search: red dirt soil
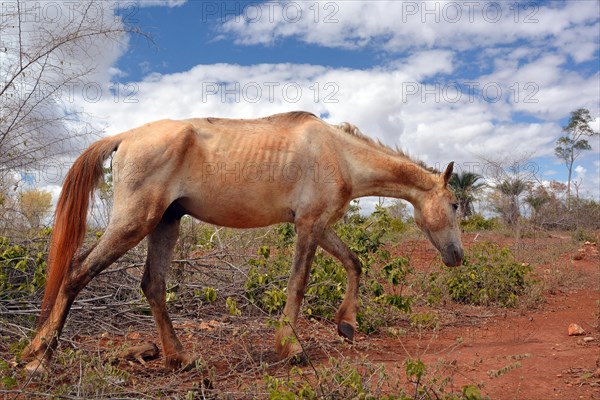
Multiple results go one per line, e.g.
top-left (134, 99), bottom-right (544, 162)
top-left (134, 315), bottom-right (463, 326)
top-left (333, 234), bottom-right (600, 399)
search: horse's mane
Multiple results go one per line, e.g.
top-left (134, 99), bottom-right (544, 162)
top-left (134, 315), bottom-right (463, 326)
top-left (334, 122), bottom-right (436, 173)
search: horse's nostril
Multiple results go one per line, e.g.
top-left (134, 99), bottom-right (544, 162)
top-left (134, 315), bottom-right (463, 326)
top-left (454, 247), bottom-right (463, 261)
top-left (444, 244), bottom-right (463, 267)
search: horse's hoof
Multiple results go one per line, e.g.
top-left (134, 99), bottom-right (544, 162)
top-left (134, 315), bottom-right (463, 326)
top-left (337, 321), bottom-right (355, 342)
top-left (289, 352), bottom-right (308, 366)
top-left (179, 357), bottom-right (202, 372)
top-left (24, 359), bottom-right (49, 377)
top-left (166, 352), bottom-right (201, 372)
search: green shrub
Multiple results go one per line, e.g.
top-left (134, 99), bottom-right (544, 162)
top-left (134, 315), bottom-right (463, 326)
top-left (264, 360), bottom-right (375, 399)
top-left (460, 214), bottom-right (499, 232)
top-left (444, 242), bottom-right (533, 307)
top-left (245, 244), bottom-right (349, 320)
top-left (572, 228), bottom-right (597, 244)
top-left (358, 251), bottom-right (413, 333)
top-left (226, 296), bottom-right (242, 316)
top-left (262, 357), bottom-right (487, 400)
top-left (304, 252), bottom-right (346, 319)
top-left (245, 243), bottom-right (292, 315)
top-left (202, 286), bottom-right (217, 303)
top-left (0, 236), bottom-right (47, 300)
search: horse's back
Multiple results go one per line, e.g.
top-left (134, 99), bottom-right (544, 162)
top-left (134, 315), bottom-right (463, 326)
top-left (183, 112), bottom-right (325, 154)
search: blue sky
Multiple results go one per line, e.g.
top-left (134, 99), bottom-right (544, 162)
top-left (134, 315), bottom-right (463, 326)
top-left (25, 0), bottom-right (600, 207)
top-left (115, 1), bottom-right (384, 75)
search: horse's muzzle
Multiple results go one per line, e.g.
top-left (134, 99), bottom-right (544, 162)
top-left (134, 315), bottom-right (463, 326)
top-left (442, 243), bottom-right (463, 267)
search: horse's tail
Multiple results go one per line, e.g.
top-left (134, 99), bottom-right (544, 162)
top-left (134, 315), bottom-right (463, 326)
top-left (39, 134), bottom-right (125, 326)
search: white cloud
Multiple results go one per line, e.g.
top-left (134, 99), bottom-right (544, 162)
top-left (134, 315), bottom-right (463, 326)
top-left (220, 1), bottom-right (599, 58)
top-left (134, 0), bottom-right (187, 8)
top-left (80, 60), bottom-right (570, 171)
top-left (554, 22), bottom-right (600, 63)
top-left (592, 117), bottom-right (600, 135)
top-left (392, 50), bottom-right (455, 79)
top-left (592, 160), bottom-right (600, 196)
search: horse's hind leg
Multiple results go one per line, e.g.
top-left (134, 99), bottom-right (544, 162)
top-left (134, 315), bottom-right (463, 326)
top-left (23, 207), bottom-right (163, 373)
top-left (141, 214), bottom-right (196, 371)
top-left (318, 228), bottom-right (362, 341)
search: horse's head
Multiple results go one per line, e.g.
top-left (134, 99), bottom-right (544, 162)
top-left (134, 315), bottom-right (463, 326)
top-left (413, 162), bottom-right (463, 267)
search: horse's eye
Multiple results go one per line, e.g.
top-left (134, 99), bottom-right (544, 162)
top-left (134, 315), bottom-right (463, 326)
top-left (452, 203), bottom-right (459, 211)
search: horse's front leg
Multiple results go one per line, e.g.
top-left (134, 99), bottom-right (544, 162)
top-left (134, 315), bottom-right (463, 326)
top-left (275, 221), bottom-right (320, 362)
top-left (318, 228), bottom-right (362, 341)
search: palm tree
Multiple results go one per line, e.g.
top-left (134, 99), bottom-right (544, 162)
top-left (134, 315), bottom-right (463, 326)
top-left (448, 172), bottom-right (486, 218)
top-left (525, 190), bottom-right (550, 226)
top-left (497, 178), bottom-right (527, 226)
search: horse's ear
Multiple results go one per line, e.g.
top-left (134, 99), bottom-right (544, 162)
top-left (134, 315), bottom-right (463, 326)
top-left (443, 161), bottom-right (454, 187)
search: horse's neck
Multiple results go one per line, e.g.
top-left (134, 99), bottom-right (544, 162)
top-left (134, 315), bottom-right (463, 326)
top-left (346, 145), bottom-right (436, 204)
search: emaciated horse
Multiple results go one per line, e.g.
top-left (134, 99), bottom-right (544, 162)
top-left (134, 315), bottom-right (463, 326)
top-left (22, 111), bottom-right (463, 373)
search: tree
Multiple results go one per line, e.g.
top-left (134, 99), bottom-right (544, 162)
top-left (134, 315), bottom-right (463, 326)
top-left (496, 178), bottom-right (527, 226)
top-left (0, 174), bottom-right (20, 233)
top-left (448, 172), bottom-right (486, 218)
top-left (19, 188), bottom-right (52, 229)
top-left (0, 1), bottom-right (146, 171)
top-left (478, 153), bottom-right (542, 230)
top-left (524, 187), bottom-right (550, 226)
top-left (90, 167), bottom-right (113, 229)
top-left (386, 198), bottom-right (408, 220)
top-left (555, 108), bottom-right (599, 210)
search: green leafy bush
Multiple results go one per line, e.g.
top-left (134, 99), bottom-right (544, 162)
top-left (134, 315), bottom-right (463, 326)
top-left (264, 360), bottom-right (375, 399)
top-left (245, 241), bottom-right (348, 319)
top-left (572, 228), bottom-right (597, 244)
top-left (304, 252), bottom-right (346, 318)
top-left (0, 236), bottom-right (47, 300)
top-left (245, 241), bottom-right (292, 315)
top-left (263, 357), bottom-right (487, 400)
top-left (443, 242), bottom-right (533, 307)
top-left (459, 214), bottom-right (499, 232)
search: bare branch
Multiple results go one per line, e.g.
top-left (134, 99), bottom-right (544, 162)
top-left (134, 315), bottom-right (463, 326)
top-left (0, 0), bottom-right (152, 171)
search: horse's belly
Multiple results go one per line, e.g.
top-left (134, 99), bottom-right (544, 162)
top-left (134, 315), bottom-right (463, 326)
top-left (176, 194), bottom-right (294, 229)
